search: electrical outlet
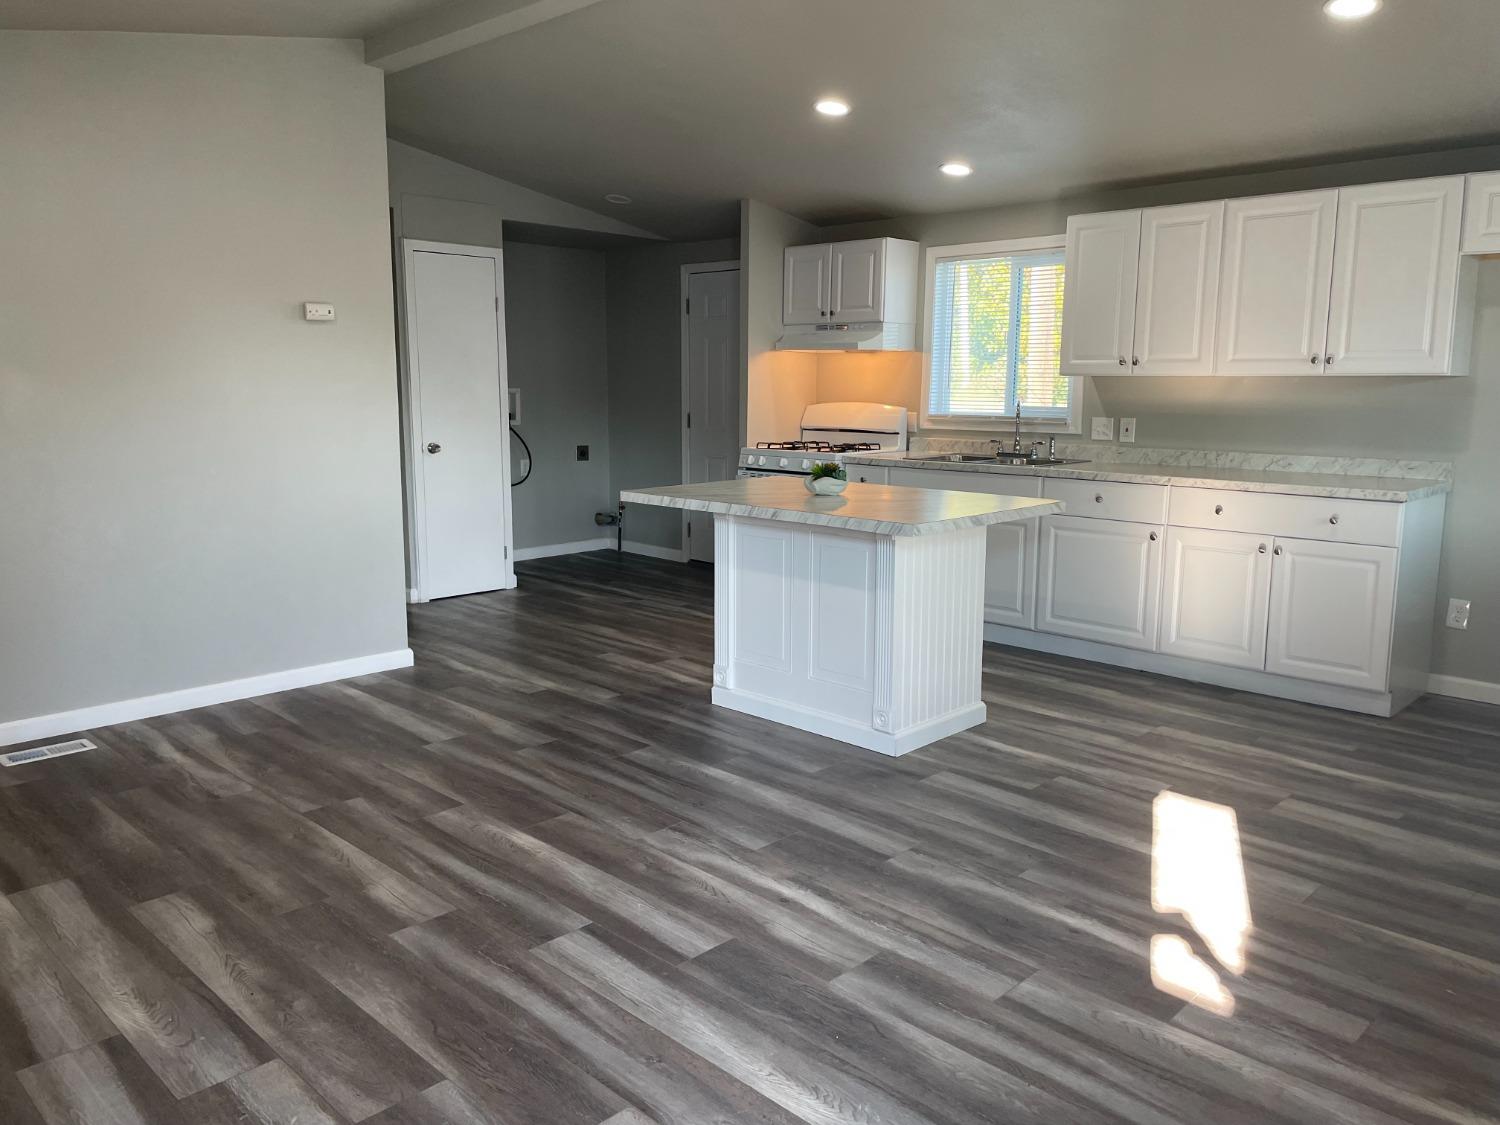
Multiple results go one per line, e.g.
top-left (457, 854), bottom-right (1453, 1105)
top-left (1091, 416), bottom-right (1115, 441)
top-left (1119, 417), bottom-right (1137, 443)
top-left (302, 302), bottom-right (335, 321)
top-left (1446, 598), bottom-right (1471, 630)
top-left (576, 445), bottom-right (590, 462)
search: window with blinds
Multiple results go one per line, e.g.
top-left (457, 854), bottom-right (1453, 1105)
top-left (926, 245), bottom-right (1070, 423)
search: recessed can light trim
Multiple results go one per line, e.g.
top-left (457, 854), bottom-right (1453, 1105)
top-left (939, 162), bottom-right (973, 177)
top-left (604, 193), bottom-right (632, 205)
top-left (814, 98), bottom-right (851, 117)
top-left (1323, 0), bottom-right (1381, 20)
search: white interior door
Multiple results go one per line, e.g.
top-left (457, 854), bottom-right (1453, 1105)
top-left (1326, 177), bottom-right (1464, 374)
top-left (404, 243), bottom-right (512, 600)
top-left (1131, 201), bottom-right (1223, 375)
top-left (1266, 538), bottom-right (1395, 690)
top-left (1159, 526), bottom-right (1272, 669)
top-left (685, 267), bottom-right (741, 563)
top-left (1216, 190), bottom-right (1337, 375)
top-left (1061, 210), bottom-right (1141, 375)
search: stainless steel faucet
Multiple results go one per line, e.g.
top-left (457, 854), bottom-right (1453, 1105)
top-left (1012, 401), bottom-right (1023, 453)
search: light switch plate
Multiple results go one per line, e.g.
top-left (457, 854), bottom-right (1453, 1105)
top-left (1091, 416), bottom-right (1115, 441)
top-left (303, 302), bottom-right (336, 322)
top-left (1119, 417), bottom-right (1137, 443)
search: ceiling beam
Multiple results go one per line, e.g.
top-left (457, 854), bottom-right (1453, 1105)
top-left (365, 0), bottom-right (609, 73)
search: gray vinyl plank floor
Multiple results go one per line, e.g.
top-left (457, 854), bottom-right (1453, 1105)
top-left (2, 550), bottom-right (1498, 1124)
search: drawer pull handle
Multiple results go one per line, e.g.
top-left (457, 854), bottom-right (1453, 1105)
top-left (1258, 544), bottom-right (1267, 554)
top-left (1214, 504), bottom-right (1224, 515)
top-left (1329, 514), bottom-right (1340, 526)
top-left (1273, 546), bottom-right (1284, 556)
top-left (1149, 531), bottom-right (1158, 542)
top-left (1094, 494), bottom-right (1104, 503)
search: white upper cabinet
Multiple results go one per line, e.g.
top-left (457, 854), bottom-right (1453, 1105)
top-left (1216, 190), bottom-right (1338, 375)
top-left (783, 237), bottom-right (918, 327)
top-left (1061, 210), bottom-right (1141, 375)
top-left (784, 244), bottom-right (832, 325)
top-left (830, 239), bottom-right (884, 320)
top-left (1132, 201), bottom-right (1224, 375)
top-left (1462, 171), bottom-right (1500, 254)
top-left (1326, 177), bottom-right (1466, 375)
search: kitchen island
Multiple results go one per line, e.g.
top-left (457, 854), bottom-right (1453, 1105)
top-left (621, 478), bottom-right (1062, 755)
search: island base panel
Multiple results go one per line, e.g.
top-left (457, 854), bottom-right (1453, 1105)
top-left (711, 515), bottom-right (987, 756)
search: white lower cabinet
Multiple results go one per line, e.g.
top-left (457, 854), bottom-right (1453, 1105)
top-left (1160, 527), bottom-right (1272, 669)
top-left (1266, 538), bottom-right (1396, 691)
top-left (1037, 515), bottom-right (1163, 651)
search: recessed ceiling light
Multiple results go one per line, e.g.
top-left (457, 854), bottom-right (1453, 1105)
top-left (814, 98), bottom-right (850, 117)
top-left (939, 162), bottom-right (973, 177)
top-left (1323, 0), bottom-right (1380, 20)
top-left (604, 193), bottom-right (632, 204)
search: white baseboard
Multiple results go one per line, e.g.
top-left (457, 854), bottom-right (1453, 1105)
top-left (622, 539), bottom-right (688, 563)
top-left (512, 538), bottom-right (614, 561)
top-left (1426, 674), bottom-right (1500, 706)
top-left (0, 648), bottom-right (415, 749)
top-left (407, 587), bottom-right (420, 604)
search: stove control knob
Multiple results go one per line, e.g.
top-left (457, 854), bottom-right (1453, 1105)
top-left (801, 459), bottom-right (812, 470)
top-left (755, 456), bottom-right (766, 466)
top-left (779, 458), bottom-right (789, 468)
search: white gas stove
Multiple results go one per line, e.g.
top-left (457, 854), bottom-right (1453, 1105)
top-left (738, 402), bottom-right (908, 478)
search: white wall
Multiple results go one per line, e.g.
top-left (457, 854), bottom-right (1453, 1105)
top-left (0, 32), bottom-right (410, 734)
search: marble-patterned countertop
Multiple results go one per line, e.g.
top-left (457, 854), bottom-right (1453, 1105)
top-left (844, 453), bottom-right (1450, 502)
top-left (621, 479), bottom-right (1062, 536)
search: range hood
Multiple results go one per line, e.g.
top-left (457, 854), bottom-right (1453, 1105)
top-left (775, 321), bottom-right (916, 352)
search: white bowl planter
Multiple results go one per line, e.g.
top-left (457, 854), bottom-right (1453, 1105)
top-left (805, 476), bottom-right (848, 495)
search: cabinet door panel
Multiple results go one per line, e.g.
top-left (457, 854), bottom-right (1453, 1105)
top-left (1037, 515), bottom-right (1162, 650)
top-left (1217, 190), bottom-right (1337, 375)
top-left (1132, 201), bottom-right (1224, 375)
top-left (1462, 172), bottom-right (1500, 254)
top-left (1326, 178), bottom-right (1464, 374)
top-left (831, 239), bottom-right (885, 320)
top-left (1062, 210), bottom-right (1141, 375)
top-left (1160, 527), bottom-right (1272, 669)
top-left (784, 244), bottom-right (831, 325)
top-left (1266, 538), bottom-right (1395, 690)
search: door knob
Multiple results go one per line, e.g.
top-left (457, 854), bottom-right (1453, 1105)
top-left (426, 442), bottom-right (442, 454)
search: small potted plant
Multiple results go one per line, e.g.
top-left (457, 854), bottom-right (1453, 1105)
top-left (805, 461), bottom-right (848, 495)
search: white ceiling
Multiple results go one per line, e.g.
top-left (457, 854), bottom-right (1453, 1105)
top-left (0, 0), bottom-right (450, 39)
top-left (8, 0), bottom-right (1500, 241)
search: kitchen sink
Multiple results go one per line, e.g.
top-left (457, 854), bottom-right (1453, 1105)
top-left (916, 454), bottom-right (1091, 467)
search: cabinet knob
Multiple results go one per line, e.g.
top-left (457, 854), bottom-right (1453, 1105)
top-left (1149, 531), bottom-right (1159, 542)
top-left (1214, 504), bottom-right (1224, 515)
top-left (1310, 355), bottom-right (1321, 365)
top-left (1329, 514), bottom-right (1340, 525)
top-left (1094, 494), bottom-right (1104, 503)
top-left (1131, 356), bottom-right (1140, 366)
top-left (1273, 545), bottom-right (1284, 556)
top-left (426, 442), bottom-right (441, 454)
top-left (1258, 544), bottom-right (1267, 554)
top-left (1118, 356), bottom-right (1127, 366)
top-left (1325, 355), bottom-right (1334, 366)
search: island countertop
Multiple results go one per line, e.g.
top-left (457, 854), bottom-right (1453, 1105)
top-left (621, 478), bottom-right (1062, 536)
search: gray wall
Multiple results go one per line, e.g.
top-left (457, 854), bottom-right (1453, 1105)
top-left (741, 200), bottom-right (821, 447)
top-left (502, 242), bottom-right (614, 550)
top-left (809, 145), bottom-right (1500, 686)
top-left (605, 237), bottom-right (740, 551)
top-left (0, 32), bottom-right (409, 726)
top-left (389, 139), bottom-right (659, 247)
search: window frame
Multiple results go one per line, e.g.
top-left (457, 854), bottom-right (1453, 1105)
top-left (920, 233), bottom-right (1081, 435)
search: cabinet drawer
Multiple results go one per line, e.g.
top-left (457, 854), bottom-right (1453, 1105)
top-left (1043, 478), bottom-right (1168, 524)
top-left (1168, 487), bottom-right (1401, 547)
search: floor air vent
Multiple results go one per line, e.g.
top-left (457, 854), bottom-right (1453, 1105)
top-left (1, 738), bottom-right (97, 767)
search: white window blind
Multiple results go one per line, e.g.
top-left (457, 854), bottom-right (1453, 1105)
top-left (927, 246), bottom-right (1070, 421)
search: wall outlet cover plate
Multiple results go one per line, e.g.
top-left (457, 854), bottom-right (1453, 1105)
top-left (1119, 417), bottom-right (1137, 443)
top-left (303, 302), bottom-right (336, 321)
top-left (1091, 417), bottom-right (1115, 441)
